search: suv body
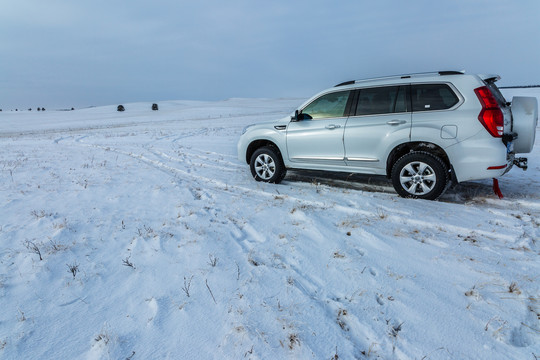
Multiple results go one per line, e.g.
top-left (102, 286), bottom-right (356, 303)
top-left (238, 71), bottom-right (538, 199)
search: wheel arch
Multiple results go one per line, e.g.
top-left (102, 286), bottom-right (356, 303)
top-left (245, 140), bottom-right (284, 164)
top-left (386, 142), bottom-right (451, 178)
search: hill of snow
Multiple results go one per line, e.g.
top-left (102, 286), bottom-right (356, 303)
top-left (0, 92), bottom-right (538, 359)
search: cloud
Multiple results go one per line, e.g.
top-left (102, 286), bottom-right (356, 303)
top-left (1, 0), bottom-right (539, 108)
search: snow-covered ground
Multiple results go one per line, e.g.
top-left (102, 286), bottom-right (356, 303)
top-left (0, 90), bottom-right (539, 359)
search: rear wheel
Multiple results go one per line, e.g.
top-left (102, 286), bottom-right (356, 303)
top-left (250, 146), bottom-right (286, 184)
top-left (391, 151), bottom-right (448, 200)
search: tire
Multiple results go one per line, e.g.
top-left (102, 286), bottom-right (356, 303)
top-left (391, 151), bottom-right (449, 200)
top-left (250, 146), bottom-right (286, 184)
top-left (511, 96), bottom-right (538, 153)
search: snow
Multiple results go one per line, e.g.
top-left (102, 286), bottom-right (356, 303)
top-left (0, 91), bottom-right (539, 359)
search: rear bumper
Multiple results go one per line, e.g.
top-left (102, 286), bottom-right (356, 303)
top-left (446, 135), bottom-right (512, 182)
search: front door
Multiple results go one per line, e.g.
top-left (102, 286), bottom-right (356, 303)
top-left (287, 90), bottom-right (351, 165)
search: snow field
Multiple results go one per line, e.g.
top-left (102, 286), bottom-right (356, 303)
top-left (0, 94), bottom-right (539, 359)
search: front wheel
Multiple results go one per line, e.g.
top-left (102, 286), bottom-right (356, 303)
top-left (391, 151), bottom-right (449, 200)
top-left (250, 146), bottom-right (286, 184)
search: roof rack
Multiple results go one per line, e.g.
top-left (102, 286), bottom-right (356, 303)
top-left (335, 70), bottom-right (465, 87)
top-left (438, 71), bottom-right (464, 76)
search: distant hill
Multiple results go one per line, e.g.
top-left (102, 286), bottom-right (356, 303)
top-left (499, 85), bottom-right (540, 89)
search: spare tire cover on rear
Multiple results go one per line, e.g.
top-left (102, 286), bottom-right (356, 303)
top-left (512, 96), bottom-right (538, 153)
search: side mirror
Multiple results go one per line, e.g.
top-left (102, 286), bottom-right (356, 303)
top-left (291, 110), bottom-right (312, 122)
top-left (291, 110), bottom-right (299, 122)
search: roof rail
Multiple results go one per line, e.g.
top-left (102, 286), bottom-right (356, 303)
top-left (438, 70), bottom-right (465, 76)
top-left (334, 80), bottom-right (355, 87)
top-left (334, 70), bottom-right (465, 87)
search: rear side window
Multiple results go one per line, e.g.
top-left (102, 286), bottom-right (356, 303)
top-left (302, 90), bottom-right (351, 119)
top-left (411, 84), bottom-right (459, 112)
top-left (355, 86), bottom-right (408, 116)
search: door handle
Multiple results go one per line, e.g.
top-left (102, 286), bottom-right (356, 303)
top-left (387, 120), bottom-right (406, 126)
top-left (325, 124), bottom-right (341, 130)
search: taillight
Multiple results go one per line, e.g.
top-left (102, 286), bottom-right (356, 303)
top-left (474, 86), bottom-right (504, 137)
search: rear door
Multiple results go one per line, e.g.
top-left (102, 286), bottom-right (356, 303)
top-left (343, 85), bottom-right (411, 169)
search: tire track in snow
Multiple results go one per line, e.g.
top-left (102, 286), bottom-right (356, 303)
top-left (64, 137), bottom-right (374, 217)
top-left (63, 137), bottom-right (529, 247)
top-left (61, 131), bottom-right (536, 253)
top-left (145, 148), bottom-right (242, 174)
top-left (224, 206), bottom-right (387, 356)
top-left (179, 146), bottom-right (238, 160)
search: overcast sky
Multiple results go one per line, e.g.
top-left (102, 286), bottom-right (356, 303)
top-left (1, 0), bottom-right (539, 109)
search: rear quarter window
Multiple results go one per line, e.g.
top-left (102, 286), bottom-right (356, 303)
top-left (411, 84), bottom-right (459, 112)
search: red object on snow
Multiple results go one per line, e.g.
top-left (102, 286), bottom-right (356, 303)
top-left (492, 178), bottom-right (503, 199)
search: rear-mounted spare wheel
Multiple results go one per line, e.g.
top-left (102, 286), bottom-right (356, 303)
top-left (512, 96), bottom-right (538, 153)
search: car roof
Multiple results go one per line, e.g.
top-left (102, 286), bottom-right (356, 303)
top-left (297, 71), bottom-right (499, 110)
top-left (334, 71), bottom-right (466, 87)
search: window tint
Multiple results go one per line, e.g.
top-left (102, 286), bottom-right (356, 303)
top-left (355, 86), bottom-right (407, 116)
top-left (394, 86), bottom-right (408, 113)
top-left (302, 90), bottom-right (350, 119)
top-left (411, 84), bottom-right (459, 112)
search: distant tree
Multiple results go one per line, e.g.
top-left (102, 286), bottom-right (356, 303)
top-left (71, 107), bottom-right (75, 111)
top-left (16, 109), bottom-right (18, 111)
top-left (42, 107), bottom-right (46, 111)
top-left (117, 105), bottom-right (125, 112)
top-left (28, 108), bottom-right (32, 111)
top-left (37, 107), bottom-right (41, 111)
top-left (152, 103), bottom-right (159, 111)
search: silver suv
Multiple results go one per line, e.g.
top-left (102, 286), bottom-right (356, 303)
top-left (237, 71), bottom-right (538, 199)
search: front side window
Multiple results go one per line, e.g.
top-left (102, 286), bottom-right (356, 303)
top-left (302, 90), bottom-right (351, 119)
top-left (411, 84), bottom-right (459, 112)
top-left (355, 86), bottom-right (407, 116)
